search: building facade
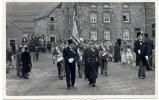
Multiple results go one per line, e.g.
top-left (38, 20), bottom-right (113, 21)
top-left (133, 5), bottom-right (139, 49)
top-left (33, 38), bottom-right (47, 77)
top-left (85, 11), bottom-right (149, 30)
top-left (76, 2), bottom-right (147, 42)
top-left (34, 2), bottom-right (155, 43)
top-left (34, 3), bottom-right (75, 43)
top-left (6, 18), bottom-right (24, 49)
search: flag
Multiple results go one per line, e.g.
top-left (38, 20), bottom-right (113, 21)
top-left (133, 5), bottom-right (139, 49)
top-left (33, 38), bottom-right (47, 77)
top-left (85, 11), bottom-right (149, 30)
top-left (72, 12), bottom-right (80, 43)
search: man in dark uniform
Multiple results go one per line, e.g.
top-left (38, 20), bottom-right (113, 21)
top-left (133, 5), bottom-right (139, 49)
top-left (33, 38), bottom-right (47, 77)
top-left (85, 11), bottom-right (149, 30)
top-left (21, 47), bottom-right (32, 79)
top-left (82, 40), bottom-right (100, 87)
top-left (63, 39), bottom-right (79, 89)
top-left (134, 32), bottom-right (148, 79)
top-left (144, 33), bottom-right (154, 70)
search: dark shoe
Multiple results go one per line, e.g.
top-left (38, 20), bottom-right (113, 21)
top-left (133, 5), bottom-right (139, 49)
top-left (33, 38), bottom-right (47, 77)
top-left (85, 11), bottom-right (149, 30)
top-left (105, 72), bottom-right (108, 76)
top-left (17, 74), bottom-right (22, 77)
top-left (60, 77), bottom-right (63, 80)
top-left (141, 76), bottom-right (145, 79)
top-left (71, 84), bottom-right (74, 87)
top-left (92, 83), bottom-right (95, 87)
top-left (23, 76), bottom-right (29, 79)
top-left (67, 87), bottom-right (70, 90)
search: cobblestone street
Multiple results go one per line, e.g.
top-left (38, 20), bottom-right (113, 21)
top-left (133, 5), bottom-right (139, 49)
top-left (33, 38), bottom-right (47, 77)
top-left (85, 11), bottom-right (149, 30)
top-left (6, 53), bottom-right (155, 96)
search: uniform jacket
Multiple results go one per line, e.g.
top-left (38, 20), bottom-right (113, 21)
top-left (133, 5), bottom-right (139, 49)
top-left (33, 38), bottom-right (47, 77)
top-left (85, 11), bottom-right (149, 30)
top-left (82, 47), bottom-right (100, 79)
top-left (63, 46), bottom-right (79, 65)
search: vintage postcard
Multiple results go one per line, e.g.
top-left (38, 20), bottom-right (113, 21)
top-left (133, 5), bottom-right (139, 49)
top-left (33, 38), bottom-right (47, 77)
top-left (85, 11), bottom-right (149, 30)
top-left (1, 0), bottom-right (158, 99)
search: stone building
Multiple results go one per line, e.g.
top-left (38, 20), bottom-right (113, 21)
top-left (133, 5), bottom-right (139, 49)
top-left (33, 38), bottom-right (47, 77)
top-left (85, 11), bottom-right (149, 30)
top-left (6, 18), bottom-right (24, 49)
top-left (34, 2), bottom-right (155, 43)
top-left (76, 2), bottom-right (147, 42)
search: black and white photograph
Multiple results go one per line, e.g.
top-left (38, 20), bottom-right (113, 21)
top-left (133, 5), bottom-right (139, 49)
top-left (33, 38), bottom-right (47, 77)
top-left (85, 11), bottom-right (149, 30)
top-left (2, 0), bottom-right (158, 99)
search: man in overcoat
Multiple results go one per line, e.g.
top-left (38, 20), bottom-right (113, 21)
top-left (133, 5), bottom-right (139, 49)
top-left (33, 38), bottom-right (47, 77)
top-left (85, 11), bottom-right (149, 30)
top-left (134, 32), bottom-right (148, 79)
top-left (82, 40), bottom-right (100, 87)
top-left (21, 47), bottom-right (32, 79)
top-left (63, 39), bottom-right (79, 89)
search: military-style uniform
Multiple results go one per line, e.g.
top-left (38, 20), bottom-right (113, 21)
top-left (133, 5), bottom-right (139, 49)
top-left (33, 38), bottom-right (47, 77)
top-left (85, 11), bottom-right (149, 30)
top-left (55, 44), bottom-right (65, 80)
top-left (100, 43), bottom-right (110, 76)
top-left (63, 42), bottom-right (79, 88)
top-left (83, 46), bottom-right (99, 86)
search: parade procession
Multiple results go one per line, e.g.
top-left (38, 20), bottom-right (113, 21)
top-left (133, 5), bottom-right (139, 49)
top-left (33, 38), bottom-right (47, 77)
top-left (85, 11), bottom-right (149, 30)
top-left (5, 2), bottom-right (155, 96)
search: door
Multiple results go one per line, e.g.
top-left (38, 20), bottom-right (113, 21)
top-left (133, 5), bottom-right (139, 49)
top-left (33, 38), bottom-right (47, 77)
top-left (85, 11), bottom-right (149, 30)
top-left (50, 37), bottom-right (55, 43)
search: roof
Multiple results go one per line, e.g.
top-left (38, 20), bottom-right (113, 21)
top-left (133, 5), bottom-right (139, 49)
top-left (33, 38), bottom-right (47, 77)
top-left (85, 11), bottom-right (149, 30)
top-left (6, 18), bottom-right (24, 31)
top-left (35, 2), bottom-right (62, 21)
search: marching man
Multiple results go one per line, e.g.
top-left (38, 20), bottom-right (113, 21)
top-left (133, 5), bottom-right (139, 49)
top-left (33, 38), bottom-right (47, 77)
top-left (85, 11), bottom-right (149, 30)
top-left (134, 32), bottom-right (148, 79)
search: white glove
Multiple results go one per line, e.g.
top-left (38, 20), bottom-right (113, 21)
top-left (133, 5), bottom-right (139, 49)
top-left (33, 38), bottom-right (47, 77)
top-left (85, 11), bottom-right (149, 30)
top-left (138, 50), bottom-right (141, 54)
top-left (69, 58), bottom-right (74, 63)
top-left (145, 56), bottom-right (148, 60)
top-left (68, 59), bottom-right (72, 63)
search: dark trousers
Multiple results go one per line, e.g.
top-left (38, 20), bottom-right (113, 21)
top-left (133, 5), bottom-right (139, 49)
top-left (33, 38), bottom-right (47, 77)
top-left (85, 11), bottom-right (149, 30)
top-left (138, 60), bottom-right (146, 77)
top-left (65, 64), bottom-right (76, 87)
top-left (35, 52), bottom-right (39, 61)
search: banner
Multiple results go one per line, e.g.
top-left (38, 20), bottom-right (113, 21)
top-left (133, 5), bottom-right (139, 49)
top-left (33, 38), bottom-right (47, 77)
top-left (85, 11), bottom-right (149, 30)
top-left (72, 13), bottom-right (80, 43)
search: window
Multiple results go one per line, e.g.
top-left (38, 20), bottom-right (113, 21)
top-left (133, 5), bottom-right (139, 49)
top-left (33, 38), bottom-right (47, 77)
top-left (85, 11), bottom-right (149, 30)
top-left (104, 30), bottom-right (110, 40)
top-left (123, 13), bottom-right (130, 22)
top-left (50, 24), bottom-right (55, 31)
top-left (90, 13), bottom-right (97, 23)
top-left (91, 31), bottom-right (97, 40)
top-left (123, 29), bottom-right (129, 40)
top-left (103, 13), bottom-right (110, 23)
top-left (50, 17), bottom-right (54, 22)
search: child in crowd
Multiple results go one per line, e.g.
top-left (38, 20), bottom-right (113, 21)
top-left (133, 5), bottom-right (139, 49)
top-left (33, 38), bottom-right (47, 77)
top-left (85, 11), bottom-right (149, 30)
top-left (126, 45), bottom-right (133, 64)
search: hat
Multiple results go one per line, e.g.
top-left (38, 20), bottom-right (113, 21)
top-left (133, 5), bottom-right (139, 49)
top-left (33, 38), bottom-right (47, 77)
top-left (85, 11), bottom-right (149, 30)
top-left (68, 39), bottom-right (74, 45)
top-left (144, 33), bottom-right (148, 36)
top-left (137, 32), bottom-right (143, 37)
